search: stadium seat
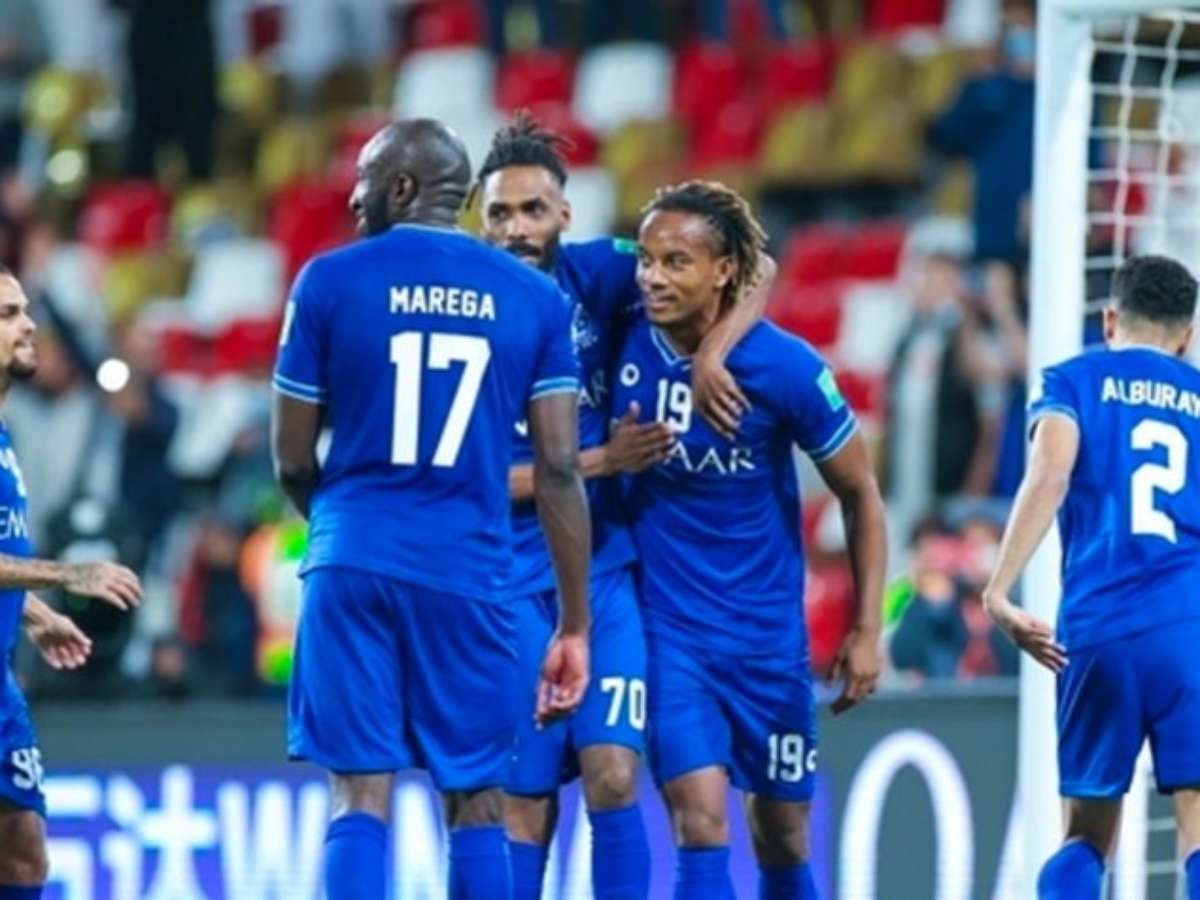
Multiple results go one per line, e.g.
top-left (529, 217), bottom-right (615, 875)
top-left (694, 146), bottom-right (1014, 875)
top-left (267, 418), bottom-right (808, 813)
top-left (329, 112), bottom-right (393, 194)
top-left (602, 120), bottom-right (685, 185)
top-left (497, 51), bottom-right (575, 114)
top-left (563, 167), bottom-right (617, 240)
top-left (836, 282), bottom-right (911, 373)
top-left (214, 316), bottom-right (283, 375)
top-left (219, 59), bottom-right (278, 130)
top-left (687, 98), bottom-right (764, 169)
top-left (247, 2), bottom-right (284, 55)
top-left (833, 41), bottom-right (910, 116)
top-left (268, 179), bottom-right (353, 280)
top-left (255, 120), bottom-right (329, 196)
top-left (22, 67), bottom-right (95, 138)
top-left (866, 0), bottom-right (946, 33)
top-left (674, 43), bottom-right (744, 132)
top-left (184, 239), bottom-right (284, 332)
top-left (78, 181), bottom-right (170, 254)
top-left (769, 282), bottom-right (845, 349)
top-left (527, 103), bottom-right (600, 167)
top-left (778, 226), bottom-right (848, 287)
top-left (404, 0), bottom-right (484, 51)
top-left (844, 220), bottom-right (907, 280)
top-left (762, 42), bottom-right (837, 113)
top-left (835, 370), bottom-right (886, 419)
top-left (836, 100), bottom-right (921, 182)
top-left (575, 43), bottom-right (672, 136)
top-left (909, 46), bottom-right (967, 120)
top-left (393, 47), bottom-right (494, 121)
top-left (758, 104), bottom-right (837, 185)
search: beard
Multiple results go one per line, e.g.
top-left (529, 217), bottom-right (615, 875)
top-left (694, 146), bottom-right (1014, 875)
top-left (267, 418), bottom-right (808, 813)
top-left (505, 234), bottom-right (561, 273)
top-left (8, 358), bottom-right (36, 381)
top-left (360, 193), bottom-right (394, 237)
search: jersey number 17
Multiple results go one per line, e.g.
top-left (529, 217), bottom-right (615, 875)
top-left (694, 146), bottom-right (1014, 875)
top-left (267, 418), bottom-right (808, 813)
top-left (390, 331), bottom-right (491, 468)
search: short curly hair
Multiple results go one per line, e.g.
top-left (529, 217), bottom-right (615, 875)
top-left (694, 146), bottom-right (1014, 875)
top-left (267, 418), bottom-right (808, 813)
top-left (1114, 255), bottom-right (1198, 327)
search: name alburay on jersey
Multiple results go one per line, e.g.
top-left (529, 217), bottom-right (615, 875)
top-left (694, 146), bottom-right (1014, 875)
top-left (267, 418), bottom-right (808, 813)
top-left (1102, 375), bottom-right (1200, 418)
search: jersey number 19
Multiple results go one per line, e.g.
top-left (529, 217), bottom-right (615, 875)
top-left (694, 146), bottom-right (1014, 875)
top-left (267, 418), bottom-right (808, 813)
top-left (390, 331), bottom-right (491, 468)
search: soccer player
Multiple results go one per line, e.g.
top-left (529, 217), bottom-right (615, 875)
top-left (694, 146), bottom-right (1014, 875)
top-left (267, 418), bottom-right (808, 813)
top-left (614, 182), bottom-right (886, 899)
top-left (475, 116), bottom-right (770, 899)
top-left (0, 265), bottom-right (142, 900)
top-left (271, 119), bottom-right (591, 900)
top-left (984, 255), bottom-right (1200, 900)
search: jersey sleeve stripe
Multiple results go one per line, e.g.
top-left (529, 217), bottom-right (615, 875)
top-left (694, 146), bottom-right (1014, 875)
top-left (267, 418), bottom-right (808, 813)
top-left (274, 372), bottom-right (327, 397)
top-left (1027, 404), bottom-right (1079, 438)
top-left (272, 380), bottom-right (325, 405)
top-left (808, 417), bottom-right (859, 462)
top-left (529, 376), bottom-right (580, 401)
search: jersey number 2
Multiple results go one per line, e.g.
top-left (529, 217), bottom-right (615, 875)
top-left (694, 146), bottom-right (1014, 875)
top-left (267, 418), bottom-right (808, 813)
top-left (390, 332), bottom-right (491, 467)
top-left (1131, 419), bottom-right (1188, 543)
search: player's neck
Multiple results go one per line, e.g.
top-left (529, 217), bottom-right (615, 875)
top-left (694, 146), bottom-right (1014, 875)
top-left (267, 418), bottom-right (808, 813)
top-left (661, 305), bottom-right (721, 357)
top-left (402, 205), bottom-right (461, 230)
top-left (1110, 330), bottom-right (1178, 355)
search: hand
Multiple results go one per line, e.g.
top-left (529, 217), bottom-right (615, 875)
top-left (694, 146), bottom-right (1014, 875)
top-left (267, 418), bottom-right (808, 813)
top-left (535, 631), bottom-right (589, 727)
top-left (63, 562), bottom-right (142, 611)
top-left (984, 592), bottom-right (1066, 673)
top-left (605, 402), bottom-right (674, 474)
top-left (828, 626), bottom-right (881, 714)
top-left (692, 352), bottom-right (749, 441)
top-left (26, 610), bottom-right (92, 670)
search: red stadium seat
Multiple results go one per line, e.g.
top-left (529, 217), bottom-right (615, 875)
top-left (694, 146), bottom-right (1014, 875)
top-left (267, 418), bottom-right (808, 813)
top-left (778, 226), bottom-right (848, 287)
top-left (844, 220), bottom-right (907, 280)
top-left (769, 282), bottom-right (845, 348)
top-left (329, 113), bottom-right (392, 194)
top-left (156, 323), bottom-right (208, 376)
top-left (214, 316), bottom-right (284, 375)
top-left (78, 181), bottom-right (170, 254)
top-left (497, 51), bottom-right (575, 114)
top-left (674, 42), bottom-right (744, 132)
top-left (247, 3), bottom-right (284, 56)
top-left (867, 0), bottom-right (945, 33)
top-left (268, 180), bottom-right (354, 280)
top-left (405, 0), bottom-right (483, 51)
top-left (835, 370), bottom-right (885, 418)
top-left (762, 41), bottom-right (837, 112)
top-left (527, 103), bottom-right (600, 167)
top-left (687, 98), bottom-right (764, 168)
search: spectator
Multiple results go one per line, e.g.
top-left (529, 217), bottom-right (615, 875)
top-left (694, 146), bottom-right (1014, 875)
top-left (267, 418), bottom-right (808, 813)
top-left (928, 0), bottom-right (1035, 263)
top-left (484, 0), bottom-right (562, 55)
top-left (116, 0), bottom-right (218, 179)
top-left (0, 0), bottom-right (46, 176)
top-left (274, 0), bottom-right (392, 99)
top-left (885, 253), bottom-right (1008, 539)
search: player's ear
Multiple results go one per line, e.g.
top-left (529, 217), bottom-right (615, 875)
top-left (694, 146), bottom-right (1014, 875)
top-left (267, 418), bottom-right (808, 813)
top-left (393, 173), bottom-right (417, 210)
top-left (1102, 306), bottom-right (1119, 345)
top-left (713, 255), bottom-right (735, 290)
top-left (560, 197), bottom-right (572, 234)
top-left (1178, 322), bottom-right (1194, 357)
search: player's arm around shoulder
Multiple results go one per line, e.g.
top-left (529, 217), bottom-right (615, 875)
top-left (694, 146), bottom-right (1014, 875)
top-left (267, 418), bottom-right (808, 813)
top-left (982, 411), bottom-right (1077, 672)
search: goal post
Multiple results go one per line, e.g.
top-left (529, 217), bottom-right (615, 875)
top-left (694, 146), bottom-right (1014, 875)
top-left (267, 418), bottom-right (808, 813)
top-left (1025, 2), bottom-right (1200, 896)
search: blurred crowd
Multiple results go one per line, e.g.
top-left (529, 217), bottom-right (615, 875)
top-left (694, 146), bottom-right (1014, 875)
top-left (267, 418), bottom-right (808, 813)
top-left (0, 0), bottom-right (1061, 698)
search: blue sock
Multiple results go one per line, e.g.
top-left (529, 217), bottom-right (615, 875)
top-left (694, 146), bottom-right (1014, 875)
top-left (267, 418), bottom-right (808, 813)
top-left (323, 813), bottom-right (387, 900)
top-left (0, 887), bottom-right (42, 899)
top-left (1187, 849), bottom-right (1200, 900)
top-left (759, 862), bottom-right (818, 899)
top-left (450, 825), bottom-right (511, 900)
top-left (676, 846), bottom-right (735, 900)
top-left (590, 805), bottom-right (651, 899)
top-left (509, 840), bottom-right (547, 900)
top-left (1037, 840), bottom-right (1104, 900)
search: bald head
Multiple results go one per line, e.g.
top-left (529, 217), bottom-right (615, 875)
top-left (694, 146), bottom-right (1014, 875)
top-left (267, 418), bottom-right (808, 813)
top-left (348, 118), bottom-right (472, 237)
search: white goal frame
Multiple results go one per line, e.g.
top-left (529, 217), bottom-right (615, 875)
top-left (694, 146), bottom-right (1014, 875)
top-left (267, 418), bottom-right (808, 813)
top-left (1026, 2), bottom-right (1200, 897)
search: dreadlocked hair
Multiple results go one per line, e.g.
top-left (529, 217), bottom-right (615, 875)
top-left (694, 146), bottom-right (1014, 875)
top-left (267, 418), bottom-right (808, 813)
top-left (472, 110), bottom-right (572, 207)
top-left (643, 180), bottom-right (767, 313)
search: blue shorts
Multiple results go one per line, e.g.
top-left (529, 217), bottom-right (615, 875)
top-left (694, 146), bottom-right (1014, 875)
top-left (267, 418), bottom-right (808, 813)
top-left (508, 567), bottom-right (646, 795)
top-left (288, 567), bottom-right (518, 792)
top-left (646, 636), bottom-right (817, 801)
top-left (1059, 619), bottom-right (1200, 798)
top-left (0, 686), bottom-right (45, 816)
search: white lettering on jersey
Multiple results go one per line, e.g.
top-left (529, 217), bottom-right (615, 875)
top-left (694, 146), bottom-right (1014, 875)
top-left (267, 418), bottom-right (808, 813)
top-left (1101, 376), bottom-right (1200, 418)
top-left (664, 440), bottom-right (756, 475)
top-left (390, 286), bottom-right (496, 321)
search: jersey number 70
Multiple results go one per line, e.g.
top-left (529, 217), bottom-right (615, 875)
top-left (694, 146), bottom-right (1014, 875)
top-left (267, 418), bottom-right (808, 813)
top-left (390, 331), bottom-right (491, 468)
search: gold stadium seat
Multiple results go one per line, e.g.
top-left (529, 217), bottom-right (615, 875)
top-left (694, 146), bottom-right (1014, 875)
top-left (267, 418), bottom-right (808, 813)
top-left (909, 46), bottom-right (968, 120)
top-left (833, 42), bottom-right (910, 118)
top-left (254, 120), bottom-right (329, 196)
top-left (601, 120), bottom-right (686, 187)
top-left (23, 67), bottom-right (96, 139)
top-left (758, 104), bottom-right (838, 186)
top-left (836, 101), bottom-right (921, 183)
top-left (102, 249), bottom-right (190, 322)
top-left (219, 60), bottom-right (279, 130)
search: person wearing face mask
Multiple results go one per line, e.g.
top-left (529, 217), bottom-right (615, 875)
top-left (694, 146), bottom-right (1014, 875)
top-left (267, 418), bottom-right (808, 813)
top-left (929, 0), bottom-right (1036, 264)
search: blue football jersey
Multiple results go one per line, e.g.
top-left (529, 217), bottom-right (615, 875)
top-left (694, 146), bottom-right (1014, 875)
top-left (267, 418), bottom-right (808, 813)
top-left (1030, 346), bottom-right (1200, 650)
top-left (0, 424), bottom-right (32, 718)
top-left (613, 317), bottom-right (858, 656)
top-left (508, 239), bottom-right (641, 594)
top-left (273, 225), bottom-right (579, 596)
